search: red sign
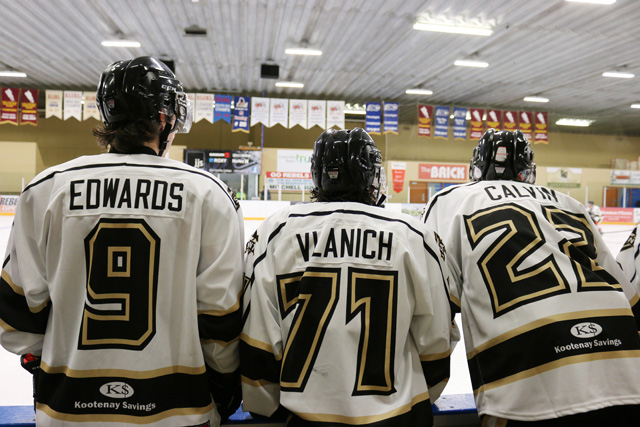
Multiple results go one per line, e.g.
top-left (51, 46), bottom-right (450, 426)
top-left (418, 163), bottom-right (468, 181)
top-left (534, 111), bottom-right (548, 144)
top-left (469, 108), bottom-right (485, 139)
top-left (503, 110), bottom-right (517, 131)
top-left (519, 111), bottom-right (533, 140)
top-left (486, 109), bottom-right (501, 130)
top-left (601, 207), bottom-right (634, 224)
top-left (20, 89), bottom-right (38, 126)
top-left (1, 87), bottom-right (20, 125)
top-left (417, 105), bottom-right (432, 137)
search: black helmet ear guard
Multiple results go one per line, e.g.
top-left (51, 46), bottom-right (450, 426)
top-left (470, 128), bottom-right (536, 183)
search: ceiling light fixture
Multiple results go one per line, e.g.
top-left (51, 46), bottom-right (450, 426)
top-left (565, 0), bottom-right (616, 4)
top-left (602, 71), bottom-right (635, 78)
top-left (0, 71), bottom-right (27, 77)
top-left (275, 81), bottom-right (304, 88)
top-left (556, 118), bottom-right (594, 127)
top-left (631, 104), bottom-right (640, 109)
top-left (344, 104), bottom-right (366, 115)
top-left (101, 40), bottom-right (141, 48)
top-left (406, 89), bottom-right (433, 95)
top-left (454, 59), bottom-right (489, 68)
top-left (523, 96), bottom-right (550, 103)
top-left (413, 22), bottom-right (493, 36)
top-left (285, 48), bottom-right (322, 56)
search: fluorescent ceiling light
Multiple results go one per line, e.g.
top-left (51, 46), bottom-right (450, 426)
top-left (523, 96), bottom-right (549, 103)
top-left (413, 22), bottom-right (493, 36)
top-left (631, 104), bottom-right (640, 109)
top-left (602, 71), bottom-right (634, 78)
top-left (275, 81), bottom-right (304, 88)
top-left (285, 48), bottom-right (322, 56)
top-left (566, 0), bottom-right (616, 4)
top-left (454, 60), bottom-right (489, 68)
top-left (556, 118), bottom-right (594, 127)
top-left (406, 89), bottom-right (433, 95)
top-left (101, 40), bottom-right (141, 48)
top-left (0, 71), bottom-right (27, 77)
top-left (345, 103), bottom-right (366, 115)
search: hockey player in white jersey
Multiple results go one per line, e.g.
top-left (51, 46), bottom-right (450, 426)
top-left (422, 129), bottom-right (640, 425)
top-left (0, 57), bottom-right (245, 426)
top-left (241, 128), bottom-right (456, 426)
top-left (617, 226), bottom-right (640, 292)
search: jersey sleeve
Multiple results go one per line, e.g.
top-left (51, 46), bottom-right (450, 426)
top-left (196, 188), bottom-right (245, 375)
top-left (0, 192), bottom-right (51, 356)
top-left (617, 226), bottom-right (640, 292)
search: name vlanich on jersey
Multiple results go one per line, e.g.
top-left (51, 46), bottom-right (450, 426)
top-left (296, 228), bottom-right (393, 262)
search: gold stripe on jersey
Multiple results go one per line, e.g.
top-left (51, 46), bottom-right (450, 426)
top-left (197, 285), bottom-right (244, 316)
top-left (420, 348), bottom-right (452, 361)
top-left (450, 293), bottom-right (461, 308)
top-left (240, 333), bottom-right (283, 360)
top-left (0, 316), bottom-right (17, 332)
top-left (467, 308), bottom-right (634, 359)
top-left (1, 269), bottom-right (24, 296)
top-left (200, 335), bottom-right (239, 347)
top-left (630, 293), bottom-right (640, 307)
top-left (294, 391), bottom-right (430, 424)
top-left (37, 401), bottom-right (213, 424)
top-left (40, 361), bottom-right (206, 378)
top-left (241, 375), bottom-right (277, 387)
top-left (473, 349), bottom-right (640, 396)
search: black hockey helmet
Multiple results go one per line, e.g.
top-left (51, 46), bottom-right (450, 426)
top-left (96, 56), bottom-right (192, 135)
top-left (311, 127), bottom-right (383, 204)
top-left (470, 129), bottom-right (536, 183)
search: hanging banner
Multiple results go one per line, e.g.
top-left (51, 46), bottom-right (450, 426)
top-left (289, 99), bottom-right (307, 129)
top-left (503, 110), bottom-right (517, 131)
top-left (487, 109), bottom-right (501, 130)
top-left (434, 106), bottom-right (450, 139)
top-left (418, 105), bottom-right (433, 137)
top-left (232, 96), bottom-right (251, 133)
top-left (453, 107), bottom-right (467, 140)
top-left (1, 87), bottom-right (20, 125)
top-left (82, 91), bottom-right (100, 121)
top-left (250, 97), bottom-right (270, 127)
top-left (63, 91), bottom-right (82, 121)
top-left (391, 162), bottom-right (406, 193)
top-left (45, 90), bottom-right (63, 119)
top-left (214, 94), bottom-right (232, 124)
top-left (327, 100), bottom-right (345, 129)
top-left (269, 98), bottom-right (288, 128)
top-left (365, 102), bottom-right (382, 135)
top-left (383, 102), bottom-right (399, 134)
top-left (194, 93), bottom-right (214, 123)
top-left (469, 108), bottom-right (485, 140)
top-left (308, 100), bottom-right (326, 129)
top-left (519, 111), bottom-right (533, 140)
top-left (20, 89), bottom-right (38, 126)
top-left (534, 111), bottom-right (549, 144)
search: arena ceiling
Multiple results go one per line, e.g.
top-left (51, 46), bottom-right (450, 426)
top-left (1, 0), bottom-right (639, 135)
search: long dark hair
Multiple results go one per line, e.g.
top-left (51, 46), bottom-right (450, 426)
top-left (311, 187), bottom-right (375, 205)
top-left (93, 119), bottom-right (161, 152)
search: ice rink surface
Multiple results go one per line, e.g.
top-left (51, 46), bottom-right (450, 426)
top-left (0, 213), bottom-right (635, 406)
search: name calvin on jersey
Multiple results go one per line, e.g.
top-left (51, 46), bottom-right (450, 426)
top-left (484, 183), bottom-right (558, 202)
top-left (69, 178), bottom-right (184, 212)
top-left (296, 228), bottom-right (393, 262)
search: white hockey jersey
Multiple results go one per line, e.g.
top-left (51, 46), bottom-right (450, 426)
top-left (241, 202), bottom-right (456, 426)
top-left (0, 151), bottom-right (245, 426)
top-left (422, 181), bottom-right (640, 421)
top-left (617, 226), bottom-right (640, 293)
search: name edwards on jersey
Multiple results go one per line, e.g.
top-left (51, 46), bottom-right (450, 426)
top-left (68, 178), bottom-right (184, 213)
top-left (296, 228), bottom-right (393, 262)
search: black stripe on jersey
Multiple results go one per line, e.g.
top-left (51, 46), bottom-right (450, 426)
top-left (36, 369), bottom-right (212, 418)
top-left (0, 273), bottom-right (50, 334)
top-left (422, 181), bottom-right (480, 222)
top-left (22, 161), bottom-right (237, 210)
top-left (2, 255), bottom-right (8, 268)
top-left (284, 398), bottom-right (433, 427)
top-left (631, 298), bottom-right (640, 331)
top-left (468, 314), bottom-right (640, 392)
top-left (630, 242), bottom-right (640, 284)
top-left (421, 357), bottom-right (451, 389)
top-left (240, 340), bottom-right (281, 385)
top-left (198, 309), bottom-right (242, 344)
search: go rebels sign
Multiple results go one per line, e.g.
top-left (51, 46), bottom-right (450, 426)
top-left (418, 163), bottom-right (468, 181)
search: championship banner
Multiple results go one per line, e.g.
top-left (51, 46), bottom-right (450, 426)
top-left (187, 93), bottom-right (196, 109)
top-left (63, 91), bottom-right (82, 121)
top-left (195, 93), bottom-right (214, 123)
top-left (487, 109), bottom-right (501, 130)
top-left (289, 99), bottom-right (307, 129)
top-left (418, 105), bottom-right (433, 137)
top-left (269, 98), bottom-right (288, 128)
top-left (383, 102), bottom-right (399, 134)
top-left (82, 91), bottom-right (100, 121)
top-left (434, 106), bottom-right (450, 139)
top-left (308, 100), bottom-right (326, 129)
top-left (453, 107), bottom-right (467, 140)
top-left (418, 163), bottom-right (468, 182)
top-left (20, 89), bottom-right (38, 125)
top-left (327, 100), bottom-right (345, 129)
top-left (45, 90), bottom-right (63, 119)
top-left (503, 110), bottom-right (517, 131)
top-left (1, 87), bottom-right (20, 125)
top-left (391, 162), bottom-right (406, 193)
top-left (232, 96), bottom-right (250, 133)
top-left (534, 111), bottom-right (549, 144)
top-left (519, 111), bottom-right (533, 140)
top-left (214, 95), bottom-right (232, 124)
top-left (469, 108), bottom-right (485, 139)
top-left (365, 102), bottom-right (382, 135)
top-left (250, 97), bottom-right (270, 127)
